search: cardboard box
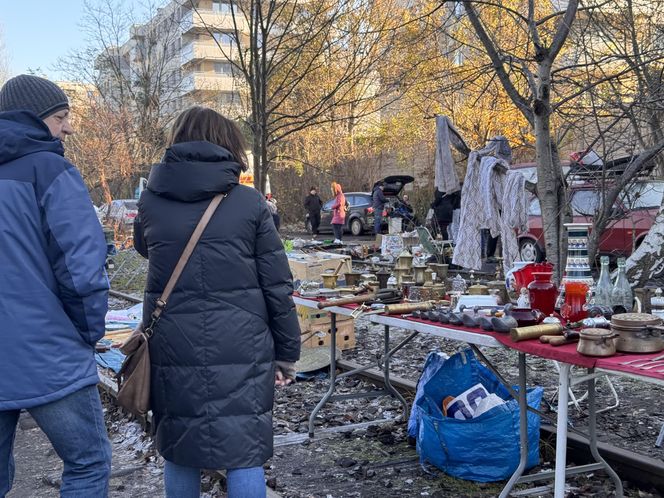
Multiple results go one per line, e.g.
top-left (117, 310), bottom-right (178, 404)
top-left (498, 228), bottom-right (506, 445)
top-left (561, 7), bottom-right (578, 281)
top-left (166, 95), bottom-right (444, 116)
top-left (287, 251), bottom-right (352, 283)
top-left (381, 234), bottom-right (405, 257)
top-left (388, 217), bottom-right (403, 234)
top-left (376, 233), bottom-right (419, 253)
top-left (296, 305), bottom-right (352, 327)
top-left (301, 319), bottom-right (356, 350)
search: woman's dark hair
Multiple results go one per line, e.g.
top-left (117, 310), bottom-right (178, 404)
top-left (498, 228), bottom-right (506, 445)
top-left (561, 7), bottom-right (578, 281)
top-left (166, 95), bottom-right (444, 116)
top-left (168, 106), bottom-right (248, 171)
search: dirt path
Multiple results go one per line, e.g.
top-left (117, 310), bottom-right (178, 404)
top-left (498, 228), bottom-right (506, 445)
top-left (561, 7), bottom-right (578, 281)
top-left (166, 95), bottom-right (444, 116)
top-left (8, 413), bottom-right (164, 498)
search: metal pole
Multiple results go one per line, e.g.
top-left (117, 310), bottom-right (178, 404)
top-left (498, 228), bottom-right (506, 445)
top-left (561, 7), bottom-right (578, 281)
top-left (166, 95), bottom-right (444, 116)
top-left (308, 313), bottom-right (338, 438)
top-left (500, 352), bottom-right (529, 498)
top-left (382, 325), bottom-right (410, 421)
top-left (587, 368), bottom-right (624, 497)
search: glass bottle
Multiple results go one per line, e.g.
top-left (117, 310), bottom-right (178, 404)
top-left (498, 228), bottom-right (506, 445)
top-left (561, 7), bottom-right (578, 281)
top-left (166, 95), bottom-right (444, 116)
top-left (611, 258), bottom-right (633, 311)
top-left (594, 256), bottom-right (612, 307)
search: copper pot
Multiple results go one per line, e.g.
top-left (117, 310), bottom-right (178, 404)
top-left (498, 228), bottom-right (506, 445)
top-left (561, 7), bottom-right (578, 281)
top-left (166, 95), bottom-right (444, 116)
top-left (577, 328), bottom-right (618, 357)
top-left (611, 313), bottom-right (664, 353)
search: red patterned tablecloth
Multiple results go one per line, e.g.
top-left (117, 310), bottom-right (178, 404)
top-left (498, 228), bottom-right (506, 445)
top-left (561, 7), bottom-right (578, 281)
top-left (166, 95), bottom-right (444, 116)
top-left (399, 315), bottom-right (664, 380)
top-left (595, 351), bottom-right (664, 382)
top-left (402, 316), bottom-right (597, 368)
top-left (295, 294), bottom-right (664, 381)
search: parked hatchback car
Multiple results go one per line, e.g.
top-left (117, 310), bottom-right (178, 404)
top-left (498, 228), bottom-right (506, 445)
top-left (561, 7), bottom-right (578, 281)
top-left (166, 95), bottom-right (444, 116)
top-left (314, 175), bottom-right (415, 236)
top-left (99, 199), bottom-right (139, 231)
top-left (517, 180), bottom-right (663, 262)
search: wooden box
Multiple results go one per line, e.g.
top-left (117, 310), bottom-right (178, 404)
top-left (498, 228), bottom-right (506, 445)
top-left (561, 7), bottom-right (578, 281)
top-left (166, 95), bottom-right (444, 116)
top-left (287, 252), bottom-right (352, 283)
top-left (301, 319), bottom-right (356, 350)
top-left (296, 305), bottom-right (352, 327)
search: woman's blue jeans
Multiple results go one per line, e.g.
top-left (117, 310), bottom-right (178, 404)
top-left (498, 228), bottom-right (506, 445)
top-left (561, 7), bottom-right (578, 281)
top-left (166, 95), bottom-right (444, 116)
top-left (164, 460), bottom-right (265, 498)
top-left (332, 223), bottom-right (343, 240)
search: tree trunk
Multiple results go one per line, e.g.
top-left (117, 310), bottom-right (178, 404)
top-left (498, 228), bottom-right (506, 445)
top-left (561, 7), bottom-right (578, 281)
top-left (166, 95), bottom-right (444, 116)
top-left (625, 199), bottom-right (664, 287)
top-left (252, 146), bottom-right (263, 193)
top-left (534, 62), bottom-right (565, 282)
top-left (260, 133), bottom-right (269, 194)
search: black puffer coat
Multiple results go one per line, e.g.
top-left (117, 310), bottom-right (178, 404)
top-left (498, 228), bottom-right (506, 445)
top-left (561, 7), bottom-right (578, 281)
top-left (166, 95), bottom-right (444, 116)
top-left (431, 190), bottom-right (461, 224)
top-left (134, 141), bottom-right (301, 470)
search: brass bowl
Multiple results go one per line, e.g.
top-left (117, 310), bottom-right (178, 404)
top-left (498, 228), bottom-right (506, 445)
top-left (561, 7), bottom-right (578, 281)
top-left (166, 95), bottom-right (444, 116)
top-left (344, 272), bottom-right (362, 287)
top-left (321, 273), bottom-right (338, 289)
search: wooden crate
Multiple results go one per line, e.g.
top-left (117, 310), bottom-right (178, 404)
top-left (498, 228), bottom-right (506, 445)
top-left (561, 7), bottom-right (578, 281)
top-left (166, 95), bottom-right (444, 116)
top-left (287, 252), bottom-right (352, 283)
top-left (301, 319), bottom-right (356, 350)
top-left (296, 305), bottom-right (352, 327)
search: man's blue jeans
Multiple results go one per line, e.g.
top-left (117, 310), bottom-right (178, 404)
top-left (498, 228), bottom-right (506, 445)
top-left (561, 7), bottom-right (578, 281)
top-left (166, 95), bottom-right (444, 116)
top-left (164, 460), bottom-right (266, 498)
top-left (0, 385), bottom-right (112, 498)
top-left (374, 212), bottom-right (383, 235)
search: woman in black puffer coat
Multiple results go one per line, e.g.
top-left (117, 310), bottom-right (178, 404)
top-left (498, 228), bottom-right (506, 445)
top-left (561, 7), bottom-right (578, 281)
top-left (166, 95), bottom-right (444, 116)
top-left (134, 107), bottom-right (301, 498)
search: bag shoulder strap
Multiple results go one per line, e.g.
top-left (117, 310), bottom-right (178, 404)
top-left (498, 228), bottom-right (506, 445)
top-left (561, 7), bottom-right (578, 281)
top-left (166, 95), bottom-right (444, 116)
top-left (148, 192), bottom-right (227, 329)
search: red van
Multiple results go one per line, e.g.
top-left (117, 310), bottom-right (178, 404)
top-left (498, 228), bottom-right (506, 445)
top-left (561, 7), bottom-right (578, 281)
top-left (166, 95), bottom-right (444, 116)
top-left (517, 179), bottom-right (663, 262)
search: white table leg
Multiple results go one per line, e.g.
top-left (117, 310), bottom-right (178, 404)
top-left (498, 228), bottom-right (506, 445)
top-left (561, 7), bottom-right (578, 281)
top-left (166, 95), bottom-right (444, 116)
top-left (554, 362), bottom-right (571, 498)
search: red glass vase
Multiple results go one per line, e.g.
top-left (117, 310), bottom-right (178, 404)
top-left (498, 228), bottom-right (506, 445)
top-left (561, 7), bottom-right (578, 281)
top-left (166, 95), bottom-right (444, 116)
top-left (527, 272), bottom-right (557, 317)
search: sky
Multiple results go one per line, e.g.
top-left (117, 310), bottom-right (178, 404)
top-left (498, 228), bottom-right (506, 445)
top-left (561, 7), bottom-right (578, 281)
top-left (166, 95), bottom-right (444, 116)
top-left (0, 0), bottom-right (144, 81)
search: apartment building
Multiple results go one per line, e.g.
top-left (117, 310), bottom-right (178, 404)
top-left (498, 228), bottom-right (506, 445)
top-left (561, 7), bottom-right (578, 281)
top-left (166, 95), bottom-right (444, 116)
top-left (97, 0), bottom-right (247, 117)
top-left (178, 0), bottom-right (247, 110)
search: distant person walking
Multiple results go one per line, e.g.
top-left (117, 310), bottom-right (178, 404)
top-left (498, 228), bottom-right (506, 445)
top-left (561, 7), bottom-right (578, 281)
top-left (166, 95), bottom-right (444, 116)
top-left (431, 189), bottom-right (461, 240)
top-left (304, 186), bottom-right (323, 235)
top-left (330, 181), bottom-right (346, 244)
top-left (0, 75), bottom-right (111, 497)
top-left (133, 106), bottom-right (300, 498)
top-left (372, 181), bottom-right (388, 235)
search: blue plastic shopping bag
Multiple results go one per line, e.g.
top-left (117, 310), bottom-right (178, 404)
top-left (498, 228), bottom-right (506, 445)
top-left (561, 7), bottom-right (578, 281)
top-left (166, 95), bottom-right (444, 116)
top-left (415, 349), bottom-right (543, 482)
top-left (408, 351), bottom-right (449, 439)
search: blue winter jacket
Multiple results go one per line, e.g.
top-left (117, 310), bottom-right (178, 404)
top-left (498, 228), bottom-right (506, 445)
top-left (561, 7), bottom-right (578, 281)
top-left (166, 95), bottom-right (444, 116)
top-left (0, 111), bottom-right (109, 410)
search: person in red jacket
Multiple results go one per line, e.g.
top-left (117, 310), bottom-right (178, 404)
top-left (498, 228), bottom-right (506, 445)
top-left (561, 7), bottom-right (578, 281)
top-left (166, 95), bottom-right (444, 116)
top-left (330, 181), bottom-right (346, 244)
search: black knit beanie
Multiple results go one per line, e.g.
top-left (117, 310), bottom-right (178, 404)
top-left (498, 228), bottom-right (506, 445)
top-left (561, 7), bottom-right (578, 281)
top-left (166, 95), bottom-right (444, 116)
top-left (0, 75), bottom-right (69, 118)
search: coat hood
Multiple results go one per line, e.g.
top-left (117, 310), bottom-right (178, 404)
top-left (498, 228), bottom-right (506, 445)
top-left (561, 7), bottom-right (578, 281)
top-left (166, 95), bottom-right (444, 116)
top-left (0, 111), bottom-right (63, 165)
top-left (147, 141), bottom-right (242, 202)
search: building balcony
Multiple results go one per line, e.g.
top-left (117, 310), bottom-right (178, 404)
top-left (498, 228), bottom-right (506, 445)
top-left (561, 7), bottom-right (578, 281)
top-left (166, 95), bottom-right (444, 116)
top-left (181, 72), bottom-right (237, 94)
top-left (180, 42), bottom-right (236, 65)
top-left (180, 8), bottom-right (247, 34)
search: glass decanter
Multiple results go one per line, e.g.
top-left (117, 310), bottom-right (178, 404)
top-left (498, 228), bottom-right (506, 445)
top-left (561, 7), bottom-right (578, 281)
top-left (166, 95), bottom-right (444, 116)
top-left (594, 256), bottom-right (612, 307)
top-left (611, 257), bottom-right (633, 312)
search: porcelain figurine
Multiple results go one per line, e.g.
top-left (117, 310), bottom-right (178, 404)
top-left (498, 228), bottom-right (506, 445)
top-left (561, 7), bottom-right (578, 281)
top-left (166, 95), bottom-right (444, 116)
top-left (517, 288), bottom-right (530, 308)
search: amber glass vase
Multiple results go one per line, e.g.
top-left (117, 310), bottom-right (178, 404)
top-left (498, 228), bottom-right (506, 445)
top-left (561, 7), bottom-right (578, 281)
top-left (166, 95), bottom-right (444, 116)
top-left (561, 281), bottom-right (590, 323)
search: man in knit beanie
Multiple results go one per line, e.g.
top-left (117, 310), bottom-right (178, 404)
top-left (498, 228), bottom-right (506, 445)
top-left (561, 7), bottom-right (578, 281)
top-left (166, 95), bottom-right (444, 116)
top-left (0, 75), bottom-right (111, 497)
